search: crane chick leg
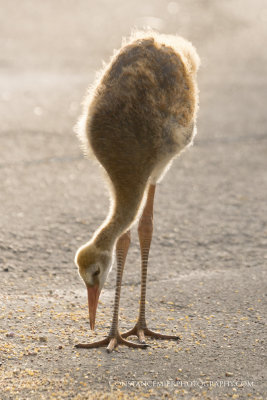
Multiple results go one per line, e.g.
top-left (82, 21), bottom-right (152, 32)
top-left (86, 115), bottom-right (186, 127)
top-left (76, 231), bottom-right (148, 352)
top-left (122, 185), bottom-right (180, 343)
top-left (106, 230), bottom-right (149, 352)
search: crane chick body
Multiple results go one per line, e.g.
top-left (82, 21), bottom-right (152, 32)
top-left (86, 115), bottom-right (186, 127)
top-left (75, 31), bottom-right (200, 329)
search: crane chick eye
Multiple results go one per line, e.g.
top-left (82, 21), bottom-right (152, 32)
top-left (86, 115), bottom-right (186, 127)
top-left (92, 268), bottom-right (100, 277)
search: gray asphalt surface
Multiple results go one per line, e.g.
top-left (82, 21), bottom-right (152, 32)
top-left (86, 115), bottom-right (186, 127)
top-left (0, 1), bottom-right (266, 399)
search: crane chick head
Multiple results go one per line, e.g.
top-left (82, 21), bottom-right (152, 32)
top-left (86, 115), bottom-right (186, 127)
top-left (75, 242), bottom-right (112, 329)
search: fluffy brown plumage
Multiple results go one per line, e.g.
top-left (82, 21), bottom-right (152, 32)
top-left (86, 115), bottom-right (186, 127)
top-left (76, 31), bottom-right (199, 248)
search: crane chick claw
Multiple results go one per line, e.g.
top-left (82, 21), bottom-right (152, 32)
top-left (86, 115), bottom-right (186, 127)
top-left (75, 334), bottom-right (150, 353)
top-left (122, 326), bottom-right (181, 343)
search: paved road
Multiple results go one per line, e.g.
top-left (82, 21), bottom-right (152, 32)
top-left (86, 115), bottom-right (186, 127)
top-left (0, 1), bottom-right (266, 399)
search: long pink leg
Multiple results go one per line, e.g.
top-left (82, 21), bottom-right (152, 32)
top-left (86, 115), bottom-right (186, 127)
top-left (75, 231), bottom-right (149, 352)
top-left (122, 185), bottom-right (180, 343)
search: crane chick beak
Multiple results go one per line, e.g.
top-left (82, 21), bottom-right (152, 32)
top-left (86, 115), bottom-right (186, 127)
top-left (86, 284), bottom-right (100, 330)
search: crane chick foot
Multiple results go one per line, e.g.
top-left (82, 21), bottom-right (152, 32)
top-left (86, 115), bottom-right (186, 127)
top-left (75, 332), bottom-right (149, 353)
top-left (122, 324), bottom-right (180, 344)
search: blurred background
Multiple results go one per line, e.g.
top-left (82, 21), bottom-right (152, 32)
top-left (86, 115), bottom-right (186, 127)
top-left (1, 0), bottom-right (266, 140)
top-left (0, 0), bottom-right (266, 276)
top-left (0, 0), bottom-right (266, 398)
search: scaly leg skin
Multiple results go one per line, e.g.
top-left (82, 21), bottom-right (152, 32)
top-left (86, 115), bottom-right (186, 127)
top-left (122, 185), bottom-right (180, 344)
top-left (75, 231), bottom-right (149, 353)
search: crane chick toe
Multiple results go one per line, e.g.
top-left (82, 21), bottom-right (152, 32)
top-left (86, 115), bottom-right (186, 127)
top-left (75, 332), bottom-right (150, 353)
top-left (122, 325), bottom-right (180, 343)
